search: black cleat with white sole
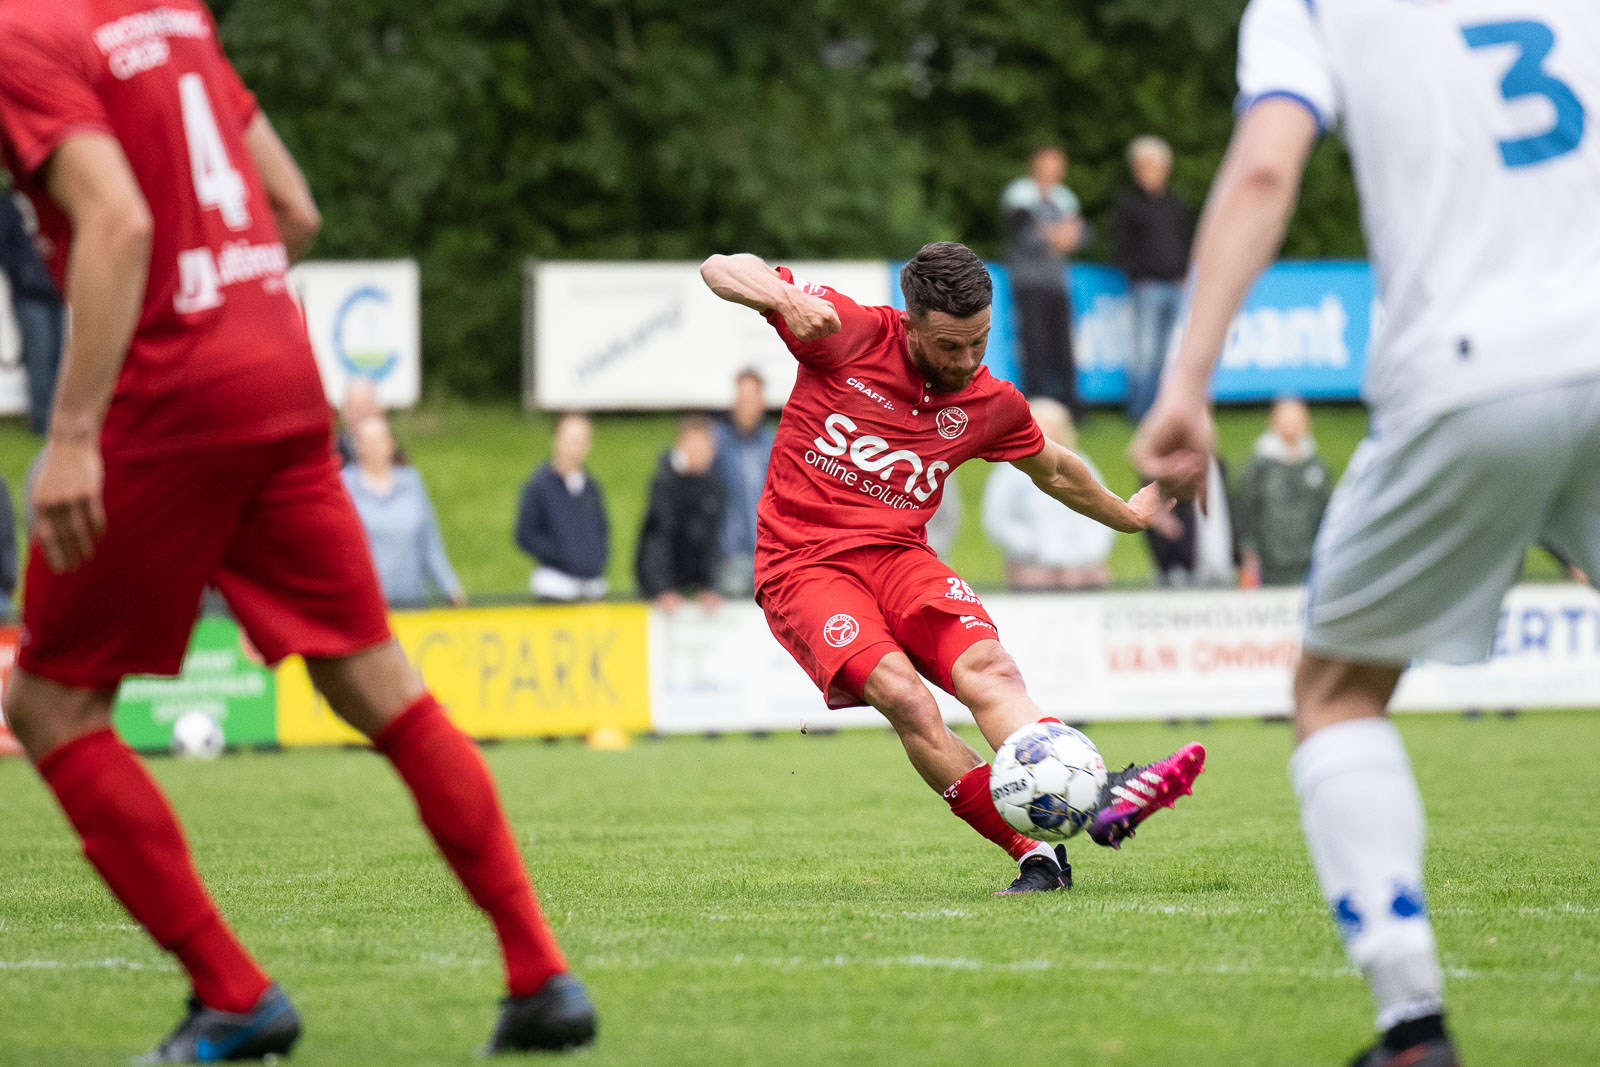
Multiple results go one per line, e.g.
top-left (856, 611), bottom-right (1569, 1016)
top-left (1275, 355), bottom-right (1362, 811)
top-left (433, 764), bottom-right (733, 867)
top-left (993, 845), bottom-right (1072, 895)
top-left (483, 973), bottom-right (598, 1055)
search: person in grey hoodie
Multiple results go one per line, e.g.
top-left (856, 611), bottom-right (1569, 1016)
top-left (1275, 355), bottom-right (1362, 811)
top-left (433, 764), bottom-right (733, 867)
top-left (1235, 398), bottom-right (1331, 587)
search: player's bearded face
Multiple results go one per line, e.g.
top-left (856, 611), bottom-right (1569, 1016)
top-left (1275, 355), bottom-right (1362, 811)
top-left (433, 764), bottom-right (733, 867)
top-left (903, 309), bottom-right (991, 393)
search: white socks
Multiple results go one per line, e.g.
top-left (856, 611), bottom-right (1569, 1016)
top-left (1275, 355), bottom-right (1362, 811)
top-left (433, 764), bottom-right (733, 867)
top-left (1289, 717), bottom-right (1444, 1032)
top-left (1019, 842), bottom-right (1057, 868)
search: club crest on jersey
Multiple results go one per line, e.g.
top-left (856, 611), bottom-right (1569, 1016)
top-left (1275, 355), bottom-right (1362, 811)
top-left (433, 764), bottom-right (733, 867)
top-left (807, 413), bottom-right (950, 509)
top-left (936, 407), bottom-right (968, 440)
top-left (823, 613), bottom-right (860, 648)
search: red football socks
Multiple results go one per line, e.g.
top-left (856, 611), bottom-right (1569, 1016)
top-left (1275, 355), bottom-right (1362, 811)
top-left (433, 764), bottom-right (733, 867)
top-left (35, 728), bottom-right (270, 1013)
top-left (942, 762), bottom-right (1039, 861)
top-left (374, 694), bottom-right (566, 997)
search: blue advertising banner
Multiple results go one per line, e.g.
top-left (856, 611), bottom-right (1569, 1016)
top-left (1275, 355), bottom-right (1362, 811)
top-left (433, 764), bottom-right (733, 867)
top-left (892, 259), bottom-right (1374, 405)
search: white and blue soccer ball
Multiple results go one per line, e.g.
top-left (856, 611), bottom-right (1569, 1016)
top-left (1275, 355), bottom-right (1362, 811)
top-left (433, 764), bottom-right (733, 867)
top-left (990, 721), bottom-right (1108, 841)
top-left (170, 711), bottom-right (225, 760)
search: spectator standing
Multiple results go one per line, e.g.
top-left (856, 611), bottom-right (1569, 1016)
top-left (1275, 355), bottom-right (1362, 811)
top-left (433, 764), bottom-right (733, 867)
top-left (637, 416), bottom-right (725, 612)
top-left (1112, 136), bottom-right (1194, 420)
top-left (1002, 145), bottom-right (1085, 414)
top-left (0, 191), bottom-right (62, 434)
top-left (712, 368), bottom-right (774, 597)
top-left (336, 378), bottom-right (385, 466)
top-left (342, 416), bottom-right (465, 609)
top-left (1144, 456), bottom-right (1238, 588)
top-left (516, 412), bottom-right (610, 601)
top-left (1235, 398), bottom-right (1331, 587)
top-left (982, 398), bottom-right (1113, 590)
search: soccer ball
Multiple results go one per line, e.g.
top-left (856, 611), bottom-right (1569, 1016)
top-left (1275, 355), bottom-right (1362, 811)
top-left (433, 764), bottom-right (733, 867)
top-left (990, 721), bottom-right (1108, 841)
top-left (170, 711), bottom-right (225, 760)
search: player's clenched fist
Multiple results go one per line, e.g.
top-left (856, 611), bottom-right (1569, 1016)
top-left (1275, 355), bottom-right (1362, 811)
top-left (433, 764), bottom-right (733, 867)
top-left (780, 292), bottom-right (842, 343)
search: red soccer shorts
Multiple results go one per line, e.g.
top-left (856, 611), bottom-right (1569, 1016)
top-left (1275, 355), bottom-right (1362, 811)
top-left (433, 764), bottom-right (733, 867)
top-left (756, 544), bottom-right (1001, 709)
top-left (20, 431), bottom-right (392, 690)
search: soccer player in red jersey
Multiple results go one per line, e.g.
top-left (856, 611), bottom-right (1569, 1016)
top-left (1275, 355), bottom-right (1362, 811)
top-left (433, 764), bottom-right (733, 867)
top-left (0, 1), bottom-right (592, 1059)
top-left (702, 243), bottom-right (1207, 893)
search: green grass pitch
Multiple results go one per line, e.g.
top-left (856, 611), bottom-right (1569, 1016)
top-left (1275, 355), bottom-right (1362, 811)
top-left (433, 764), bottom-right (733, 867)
top-left (2, 712), bottom-right (1597, 1065)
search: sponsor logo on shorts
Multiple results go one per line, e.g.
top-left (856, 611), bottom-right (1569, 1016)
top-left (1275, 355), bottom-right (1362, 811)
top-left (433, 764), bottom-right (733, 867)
top-left (822, 613), bottom-right (860, 648)
top-left (936, 407), bottom-right (968, 440)
top-left (958, 614), bottom-right (996, 632)
top-left (945, 577), bottom-right (981, 604)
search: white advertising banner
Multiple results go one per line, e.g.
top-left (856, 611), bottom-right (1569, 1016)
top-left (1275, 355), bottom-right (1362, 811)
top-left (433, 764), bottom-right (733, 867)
top-left (528, 260), bottom-right (892, 411)
top-left (0, 272), bottom-right (30, 416)
top-left (289, 259), bottom-right (421, 409)
top-left (649, 584), bottom-right (1600, 733)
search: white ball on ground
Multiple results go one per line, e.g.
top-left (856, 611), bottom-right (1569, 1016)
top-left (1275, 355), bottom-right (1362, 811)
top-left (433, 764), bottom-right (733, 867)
top-left (170, 711), bottom-right (225, 760)
top-left (990, 721), bottom-right (1108, 841)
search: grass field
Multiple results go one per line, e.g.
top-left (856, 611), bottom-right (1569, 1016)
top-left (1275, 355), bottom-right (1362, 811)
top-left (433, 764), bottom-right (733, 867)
top-left (2, 713), bottom-right (1597, 1066)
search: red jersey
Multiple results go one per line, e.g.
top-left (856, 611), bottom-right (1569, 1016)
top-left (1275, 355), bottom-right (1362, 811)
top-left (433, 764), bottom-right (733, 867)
top-left (755, 267), bottom-right (1045, 590)
top-left (0, 0), bottom-right (328, 456)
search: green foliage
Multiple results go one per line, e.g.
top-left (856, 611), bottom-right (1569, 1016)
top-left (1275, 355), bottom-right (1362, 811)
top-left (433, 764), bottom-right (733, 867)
top-left (210, 0), bottom-right (1364, 396)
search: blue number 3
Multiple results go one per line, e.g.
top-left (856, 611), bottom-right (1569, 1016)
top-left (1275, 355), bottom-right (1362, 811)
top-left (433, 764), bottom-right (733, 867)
top-left (1463, 20), bottom-right (1586, 167)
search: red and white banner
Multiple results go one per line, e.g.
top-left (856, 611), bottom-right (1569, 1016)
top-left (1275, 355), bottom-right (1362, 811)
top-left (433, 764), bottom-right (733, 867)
top-left (648, 584), bottom-right (1600, 732)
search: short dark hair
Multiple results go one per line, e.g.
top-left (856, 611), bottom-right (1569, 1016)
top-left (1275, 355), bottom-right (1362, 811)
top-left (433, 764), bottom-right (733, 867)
top-left (899, 242), bottom-right (992, 319)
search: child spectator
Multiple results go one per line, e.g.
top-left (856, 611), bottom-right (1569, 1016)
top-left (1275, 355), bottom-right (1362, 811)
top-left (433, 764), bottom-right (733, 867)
top-left (637, 416), bottom-right (725, 612)
top-left (1235, 398), bottom-right (1331, 587)
top-left (982, 398), bottom-right (1113, 590)
top-left (516, 412), bottom-right (611, 601)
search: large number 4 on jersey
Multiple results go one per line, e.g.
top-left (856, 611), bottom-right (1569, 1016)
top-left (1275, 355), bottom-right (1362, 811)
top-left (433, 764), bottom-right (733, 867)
top-left (1463, 19), bottom-right (1587, 168)
top-left (178, 73), bottom-right (251, 230)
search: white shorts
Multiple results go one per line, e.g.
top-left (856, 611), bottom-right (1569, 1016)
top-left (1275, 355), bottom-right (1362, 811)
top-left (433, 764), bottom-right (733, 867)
top-left (1304, 377), bottom-right (1600, 666)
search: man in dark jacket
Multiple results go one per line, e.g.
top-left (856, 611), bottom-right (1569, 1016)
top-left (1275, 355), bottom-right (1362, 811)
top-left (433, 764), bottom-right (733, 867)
top-left (1002, 145), bottom-right (1086, 414)
top-left (516, 413), bottom-right (611, 600)
top-left (1112, 136), bottom-right (1194, 421)
top-left (0, 191), bottom-right (63, 435)
top-left (1235, 399), bottom-right (1332, 587)
top-left (636, 416), bottom-right (725, 612)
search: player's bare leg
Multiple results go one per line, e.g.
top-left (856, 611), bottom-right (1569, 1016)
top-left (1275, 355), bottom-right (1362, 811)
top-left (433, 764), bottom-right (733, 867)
top-left (950, 639), bottom-right (1205, 850)
top-left (305, 641), bottom-right (596, 1054)
top-left (862, 651), bottom-right (1067, 893)
top-left (7, 671), bottom-right (299, 1061)
top-left (1291, 654), bottom-right (1455, 1065)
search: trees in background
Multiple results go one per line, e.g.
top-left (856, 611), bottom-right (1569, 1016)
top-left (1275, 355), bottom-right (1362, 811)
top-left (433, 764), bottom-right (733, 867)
top-left (215, 0), bottom-right (1361, 396)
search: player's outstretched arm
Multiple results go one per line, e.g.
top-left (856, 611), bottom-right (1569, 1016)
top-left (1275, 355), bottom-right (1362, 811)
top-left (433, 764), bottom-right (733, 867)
top-left (1131, 98), bottom-right (1317, 503)
top-left (699, 253), bottom-right (841, 341)
top-left (33, 134), bottom-right (154, 572)
top-left (244, 113), bottom-right (320, 262)
top-left (1012, 439), bottom-right (1168, 534)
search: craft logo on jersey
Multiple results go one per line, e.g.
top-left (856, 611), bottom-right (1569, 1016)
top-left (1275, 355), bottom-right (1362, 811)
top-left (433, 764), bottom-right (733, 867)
top-left (807, 413), bottom-right (950, 510)
top-left (847, 377), bottom-right (894, 411)
top-left (823, 613), bottom-right (860, 648)
top-left (936, 407), bottom-right (968, 440)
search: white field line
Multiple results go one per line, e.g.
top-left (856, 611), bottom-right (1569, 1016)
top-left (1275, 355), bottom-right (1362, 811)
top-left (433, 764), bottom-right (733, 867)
top-left (393, 951), bottom-right (1600, 987)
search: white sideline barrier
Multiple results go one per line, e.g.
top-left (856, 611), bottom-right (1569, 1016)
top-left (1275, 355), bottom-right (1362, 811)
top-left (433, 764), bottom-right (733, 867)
top-left (649, 584), bottom-right (1600, 732)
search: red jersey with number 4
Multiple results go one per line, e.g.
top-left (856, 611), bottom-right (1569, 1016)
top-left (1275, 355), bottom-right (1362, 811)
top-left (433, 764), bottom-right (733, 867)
top-left (0, 0), bottom-right (328, 456)
top-left (755, 267), bottom-right (1044, 591)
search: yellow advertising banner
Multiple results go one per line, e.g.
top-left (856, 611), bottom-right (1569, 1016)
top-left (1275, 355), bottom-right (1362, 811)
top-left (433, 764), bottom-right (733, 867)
top-left (276, 603), bottom-right (650, 746)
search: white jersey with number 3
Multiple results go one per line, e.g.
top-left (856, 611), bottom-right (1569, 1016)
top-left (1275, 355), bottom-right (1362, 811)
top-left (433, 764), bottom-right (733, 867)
top-left (1238, 0), bottom-right (1600, 430)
